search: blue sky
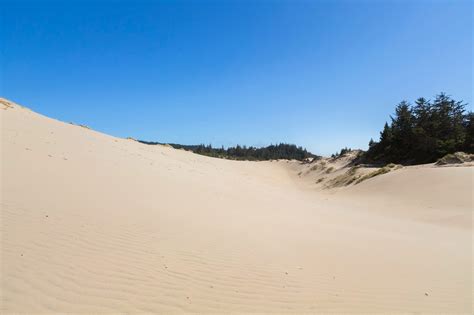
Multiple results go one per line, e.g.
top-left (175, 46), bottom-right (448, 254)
top-left (1, 0), bottom-right (472, 155)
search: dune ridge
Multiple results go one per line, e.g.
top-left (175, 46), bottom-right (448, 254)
top-left (1, 99), bottom-right (472, 313)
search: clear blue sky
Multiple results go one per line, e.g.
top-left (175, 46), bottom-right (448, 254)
top-left (1, 0), bottom-right (472, 155)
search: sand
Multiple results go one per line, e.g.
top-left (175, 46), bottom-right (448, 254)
top-left (1, 99), bottom-right (473, 313)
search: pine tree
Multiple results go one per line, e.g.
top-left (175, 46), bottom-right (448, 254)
top-left (463, 112), bottom-right (474, 153)
top-left (365, 93), bottom-right (470, 164)
top-left (412, 97), bottom-right (435, 162)
top-left (431, 93), bottom-right (467, 156)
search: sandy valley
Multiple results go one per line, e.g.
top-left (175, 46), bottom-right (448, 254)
top-left (1, 99), bottom-right (473, 313)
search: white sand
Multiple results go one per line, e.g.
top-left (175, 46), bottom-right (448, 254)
top-left (1, 99), bottom-right (473, 313)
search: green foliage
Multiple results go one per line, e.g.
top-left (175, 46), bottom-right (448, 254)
top-left (139, 141), bottom-right (317, 161)
top-left (331, 147), bottom-right (352, 158)
top-left (366, 93), bottom-right (472, 164)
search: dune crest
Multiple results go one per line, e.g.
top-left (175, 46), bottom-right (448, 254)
top-left (1, 99), bottom-right (472, 313)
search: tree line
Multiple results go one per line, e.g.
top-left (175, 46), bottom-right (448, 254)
top-left (140, 92), bottom-right (472, 165)
top-left (139, 141), bottom-right (317, 161)
top-left (331, 147), bottom-right (352, 159)
top-left (194, 143), bottom-right (316, 161)
top-left (365, 93), bottom-right (473, 164)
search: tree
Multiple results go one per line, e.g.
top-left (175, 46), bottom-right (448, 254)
top-left (365, 93), bottom-right (471, 164)
top-left (430, 93), bottom-right (467, 156)
top-left (412, 97), bottom-right (436, 162)
top-left (393, 101), bottom-right (414, 160)
top-left (463, 112), bottom-right (474, 152)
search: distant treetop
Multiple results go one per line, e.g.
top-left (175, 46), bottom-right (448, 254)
top-left (139, 141), bottom-right (318, 161)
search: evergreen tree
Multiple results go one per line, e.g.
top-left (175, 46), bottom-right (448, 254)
top-left (412, 97), bottom-right (436, 162)
top-left (366, 93), bottom-right (471, 164)
top-left (463, 112), bottom-right (474, 152)
top-left (377, 122), bottom-right (393, 160)
top-left (430, 93), bottom-right (466, 155)
top-left (390, 101), bottom-right (414, 162)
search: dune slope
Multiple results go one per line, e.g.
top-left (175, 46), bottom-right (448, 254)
top-left (1, 100), bottom-right (472, 313)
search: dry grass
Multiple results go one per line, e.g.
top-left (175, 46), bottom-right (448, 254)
top-left (326, 166), bottom-right (361, 188)
top-left (325, 166), bottom-right (334, 174)
top-left (0, 99), bottom-right (14, 110)
top-left (310, 160), bottom-right (327, 172)
top-left (355, 164), bottom-right (402, 184)
top-left (316, 177), bottom-right (325, 184)
top-left (436, 152), bottom-right (474, 165)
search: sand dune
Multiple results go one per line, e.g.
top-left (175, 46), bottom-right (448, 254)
top-left (1, 99), bottom-right (472, 313)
